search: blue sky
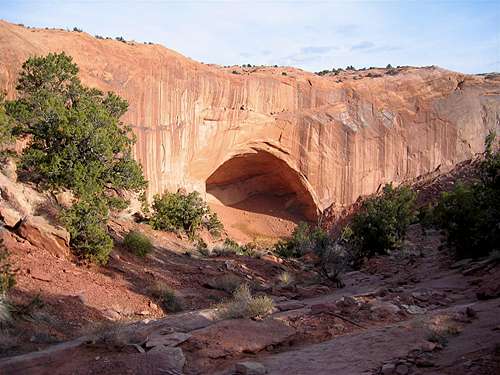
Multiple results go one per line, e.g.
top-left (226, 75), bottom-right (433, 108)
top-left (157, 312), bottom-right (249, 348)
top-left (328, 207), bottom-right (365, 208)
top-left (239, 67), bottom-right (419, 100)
top-left (1, 1), bottom-right (498, 74)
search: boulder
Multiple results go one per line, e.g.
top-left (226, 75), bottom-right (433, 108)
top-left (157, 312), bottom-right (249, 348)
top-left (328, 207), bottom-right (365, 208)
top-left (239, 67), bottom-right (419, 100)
top-left (476, 276), bottom-right (500, 300)
top-left (0, 173), bottom-right (43, 216)
top-left (369, 300), bottom-right (401, 316)
top-left (17, 215), bottom-right (71, 259)
top-left (147, 346), bottom-right (186, 371)
top-left (0, 202), bottom-right (22, 228)
top-left (395, 364), bottom-right (409, 375)
top-left (235, 361), bottom-right (267, 375)
top-left (381, 363), bottom-right (396, 374)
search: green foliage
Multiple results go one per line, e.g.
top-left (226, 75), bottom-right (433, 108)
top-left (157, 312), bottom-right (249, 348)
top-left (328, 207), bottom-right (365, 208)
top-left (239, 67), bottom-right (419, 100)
top-left (150, 190), bottom-right (222, 238)
top-left (347, 183), bottom-right (416, 258)
top-left (6, 53), bottom-right (147, 264)
top-left (123, 230), bottom-right (152, 257)
top-left (0, 239), bottom-right (15, 295)
top-left (274, 222), bottom-right (327, 258)
top-left (60, 198), bottom-right (112, 265)
top-left (432, 132), bottom-right (499, 258)
top-left (0, 94), bottom-right (13, 159)
top-left (7, 53), bottom-right (146, 198)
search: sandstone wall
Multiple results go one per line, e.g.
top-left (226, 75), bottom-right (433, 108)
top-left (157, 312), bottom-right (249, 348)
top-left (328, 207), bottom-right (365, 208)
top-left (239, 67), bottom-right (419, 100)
top-left (1, 21), bottom-right (499, 216)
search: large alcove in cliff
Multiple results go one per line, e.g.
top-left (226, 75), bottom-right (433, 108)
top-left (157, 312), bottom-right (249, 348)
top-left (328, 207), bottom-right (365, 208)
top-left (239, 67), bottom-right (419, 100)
top-left (205, 151), bottom-right (317, 224)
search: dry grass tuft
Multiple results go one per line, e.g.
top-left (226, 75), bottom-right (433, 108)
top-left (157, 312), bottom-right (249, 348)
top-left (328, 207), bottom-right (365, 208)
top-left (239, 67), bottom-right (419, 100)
top-left (218, 284), bottom-right (274, 319)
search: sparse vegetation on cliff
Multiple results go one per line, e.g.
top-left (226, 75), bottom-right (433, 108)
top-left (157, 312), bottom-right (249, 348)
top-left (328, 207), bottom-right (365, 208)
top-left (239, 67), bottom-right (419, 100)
top-left (150, 190), bottom-right (222, 239)
top-left (6, 52), bottom-right (147, 264)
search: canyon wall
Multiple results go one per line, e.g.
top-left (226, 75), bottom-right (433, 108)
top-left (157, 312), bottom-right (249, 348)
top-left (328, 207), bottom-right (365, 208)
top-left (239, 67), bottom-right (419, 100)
top-left (1, 21), bottom-right (499, 218)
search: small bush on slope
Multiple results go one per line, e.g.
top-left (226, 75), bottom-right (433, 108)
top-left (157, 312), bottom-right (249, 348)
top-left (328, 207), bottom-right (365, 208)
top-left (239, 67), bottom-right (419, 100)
top-left (150, 190), bottom-right (222, 238)
top-left (345, 183), bottom-right (416, 259)
top-left (123, 230), bottom-right (152, 257)
top-left (0, 94), bottom-right (13, 161)
top-left (150, 282), bottom-right (183, 313)
top-left (432, 131), bottom-right (499, 258)
top-left (274, 222), bottom-right (327, 258)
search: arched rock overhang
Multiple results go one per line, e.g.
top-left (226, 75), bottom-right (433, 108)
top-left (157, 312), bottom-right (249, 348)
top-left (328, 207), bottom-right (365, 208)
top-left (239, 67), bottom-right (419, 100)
top-left (204, 147), bottom-right (320, 222)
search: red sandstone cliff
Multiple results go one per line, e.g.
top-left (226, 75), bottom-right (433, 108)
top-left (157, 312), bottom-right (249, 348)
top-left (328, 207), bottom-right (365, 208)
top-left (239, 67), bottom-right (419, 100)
top-left (0, 20), bottom-right (499, 219)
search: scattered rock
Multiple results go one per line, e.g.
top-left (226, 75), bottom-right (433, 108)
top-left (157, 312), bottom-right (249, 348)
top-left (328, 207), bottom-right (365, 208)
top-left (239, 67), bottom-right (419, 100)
top-left (235, 361), bottom-right (267, 375)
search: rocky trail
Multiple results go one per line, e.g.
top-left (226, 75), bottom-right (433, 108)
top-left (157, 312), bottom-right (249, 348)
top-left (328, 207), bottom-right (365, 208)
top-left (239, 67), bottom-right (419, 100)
top-left (1, 225), bottom-right (499, 375)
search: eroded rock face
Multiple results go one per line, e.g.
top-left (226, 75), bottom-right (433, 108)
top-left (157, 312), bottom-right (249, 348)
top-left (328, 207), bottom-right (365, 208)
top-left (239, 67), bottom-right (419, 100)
top-left (1, 21), bottom-right (499, 218)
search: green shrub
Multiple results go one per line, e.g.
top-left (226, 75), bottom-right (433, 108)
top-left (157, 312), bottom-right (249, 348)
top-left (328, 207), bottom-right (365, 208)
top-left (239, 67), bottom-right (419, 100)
top-left (0, 94), bottom-right (13, 159)
top-left (218, 284), bottom-right (274, 319)
top-left (222, 238), bottom-right (240, 252)
top-left (346, 183), bottom-right (416, 259)
top-left (214, 239), bottom-right (260, 257)
top-left (150, 190), bottom-right (222, 239)
top-left (6, 52), bottom-right (147, 264)
top-left (432, 132), bottom-right (499, 258)
top-left (123, 230), bottom-right (152, 257)
top-left (150, 282), bottom-right (183, 313)
top-left (60, 198), bottom-right (113, 265)
top-left (274, 222), bottom-right (327, 258)
top-left (0, 239), bottom-right (15, 295)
